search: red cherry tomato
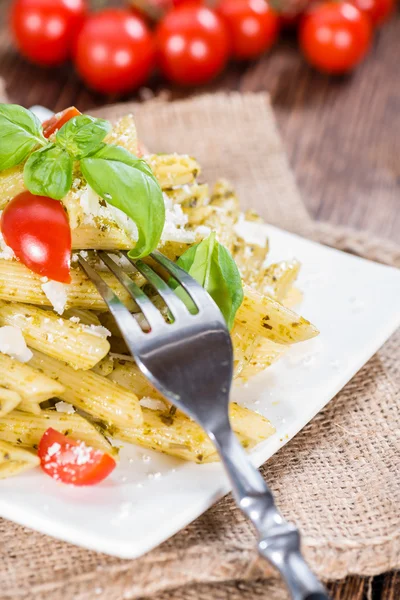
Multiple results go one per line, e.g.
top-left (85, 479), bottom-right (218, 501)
top-left (10, 0), bottom-right (87, 67)
top-left (38, 428), bottom-right (116, 486)
top-left (217, 0), bottom-right (279, 60)
top-left (350, 0), bottom-right (394, 26)
top-left (156, 5), bottom-right (230, 85)
top-left (299, 2), bottom-right (372, 74)
top-left (1, 192), bottom-right (71, 283)
top-left (74, 9), bottom-right (155, 95)
top-left (42, 106), bottom-right (81, 138)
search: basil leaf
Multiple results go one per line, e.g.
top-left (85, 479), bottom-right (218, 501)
top-left (0, 104), bottom-right (46, 171)
top-left (24, 144), bottom-right (73, 200)
top-left (56, 115), bottom-right (111, 159)
top-left (81, 144), bottom-right (165, 259)
top-left (175, 232), bottom-right (244, 330)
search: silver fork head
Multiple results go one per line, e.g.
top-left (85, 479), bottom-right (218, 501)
top-left (78, 251), bottom-right (233, 430)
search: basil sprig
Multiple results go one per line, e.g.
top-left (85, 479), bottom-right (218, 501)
top-left (24, 145), bottom-right (73, 200)
top-left (0, 104), bottom-right (46, 170)
top-left (0, 103), bottom-right (166, 258)
top-left (81, 145), bottom-right (165, 259)
top-left (174, 232), bottom-right (244, 329)
top-left (56, 115), bottom-right (111, 159)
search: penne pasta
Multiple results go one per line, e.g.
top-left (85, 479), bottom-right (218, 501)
top-left (92, 355), bottom-right (115, 377)
top-left (235, 284), bottom-right (319, 345)
top-left (29, 350), bottom-right (143, 428)
top-left (0, 352), bottom-right (64, 412)
top-left (144, 154), bottom-right (201, 189)
top-left (63, 308), bottom-right (102, 327)
top-left (113, 403), bottom-right (274, 463)
top-left (0, 410), bottom-right (114, 455)
top-left (0, 439), bottom-right (40, 478)
top-left (0, 301), bottom-right (110, 370)
top-left (0, 260), bottom-right (139, 311)
top-left (108, 360), bottom-right (164, 400)
top-left (259, 260), bottom-right (301, 302)
top-left (105, 114), bottom-right (139, 155)
top-left (238, 338), bottom-right (286, 380)
top-left (202, 180), bottom-right (239, 252)
top-left (0, 387), bottom-right (22, 418)
top-left (0, 164), bottom-right (25, 210)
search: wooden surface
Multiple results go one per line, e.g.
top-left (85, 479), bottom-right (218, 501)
top-left (0, 1), bottom-right (399, 597)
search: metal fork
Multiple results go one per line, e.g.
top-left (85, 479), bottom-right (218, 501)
top-left (79, 250), bottom-right (329, 600)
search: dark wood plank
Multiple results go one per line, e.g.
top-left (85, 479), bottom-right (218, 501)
top-left (0, 2), bottom-right (398, 597)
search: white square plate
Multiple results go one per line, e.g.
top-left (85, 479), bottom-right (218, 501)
top-left (0, 224), bottom-right (399, 558)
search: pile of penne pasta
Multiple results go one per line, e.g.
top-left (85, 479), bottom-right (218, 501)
top-left (0, 114), bottom-right (318, 480)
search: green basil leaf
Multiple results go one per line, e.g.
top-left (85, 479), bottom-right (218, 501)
top-left (81, 144), bottom-right (165, 259)
top-left (24, 144), bottom-right (73, 200)
top-left (56, 115), bottom-right (111, 159)
top-left (175, 232), bottom-right (244, 330)
top-left (0, 104), bottom-right (46, 171)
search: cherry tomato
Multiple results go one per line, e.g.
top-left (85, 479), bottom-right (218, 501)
top-left (10, 0), bottom-right (87, 67)
top-left (217, 0), bottom-right (279, 60)
top-left (42, 106), bottom-right (81, 138)
top-left (350, 0), bottom-right (394, 26)
top-left (156, 5), bottom-right (230, 85)
top-left (1, 192), bottom-right (71, 283)
top-left (299, 2), bottom-right (372, 74)
top-left (74, 9), bottom-right (155, 95)
top-left (38, 428), bottom-right (116, 486)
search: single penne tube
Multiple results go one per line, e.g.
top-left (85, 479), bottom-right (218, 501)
top-left (231, 322), bottom-right (258, 379)
top-left (29, 350), bottom-right (143, 428)
top-left (164, 183), bottom-right (211, 225)
top-left (259, 260), bottom-right (301, 302)
top-left (235, 284), bottom-right (319, 345)
top-left (108, 360), bottom-right (164, 401)
top-left (0, 164), bottom-right (25, 209)
top-left (0, 301), bottom-right (110, 370)
top-left (233, 238), bottom-right (269, 288)
top-left (202, 180), bottom-right (239, 251)
top-left (144, 154), bottom-right (201, 189)
top-left (0, 260), bottom-right (138, 311)
top-left (72, 222), bottom-right (132, 250)
top-left (0, 387), bottom-right (22, 418)
top-left (105, 114), bottom-right (139, 155)
top-left (0, 439), bottom-right (40, 479)
top-left (238, 338), bottom-right (286, 380)
top-left (92, 355), bottom-right (115, 377)
top-left (0, 353), bottom-right (64, 411)
top-left (0, 410), bottom-right (114, 455)
top-left (113, 403), bottom-right (274, 463)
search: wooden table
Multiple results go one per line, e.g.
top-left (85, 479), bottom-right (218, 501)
top-left (0, 2), bottom-right (399, 597)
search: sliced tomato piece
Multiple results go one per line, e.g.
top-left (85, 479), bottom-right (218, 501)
top-left (38, 428), bottom-right (116, 486)
top-left (1, 192), bottom-right (72, 283)
top-left (42, 106), bottom-right (82, 138)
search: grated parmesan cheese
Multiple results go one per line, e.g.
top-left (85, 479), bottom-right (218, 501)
top-left (234, 213), bottom-right (269, 248)
top-left (55, 401), bottom-right (75, 414)
top-left (82, 324), bottom-right (111, 339)
top-left (41, 281), bottom-right (68, 315)
top-left (0, 325), bottom-right (33, 363)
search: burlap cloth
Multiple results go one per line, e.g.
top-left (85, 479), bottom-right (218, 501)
top-left (0, 90), bottom-right (398, 600)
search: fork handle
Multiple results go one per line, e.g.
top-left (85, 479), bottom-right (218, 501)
top-left (210, 425), bottom-right (330, 600)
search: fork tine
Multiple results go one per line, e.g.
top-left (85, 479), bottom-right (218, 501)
top-left (126, 256), bottom-right (194, 319)
top-left (78, 256), bottom-right (144, 344)
top-left (150, 250), bottom-right (206, 306)
top-left (97, 252), bottom-right (167, 330)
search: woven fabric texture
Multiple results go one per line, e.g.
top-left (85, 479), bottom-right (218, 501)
top-left (0, 92), bottom-right (398, 600)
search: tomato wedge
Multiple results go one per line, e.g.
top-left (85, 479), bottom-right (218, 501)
top-left (38, 428), bottom-right (116, 486)
top-left (1, 192), bottom-right (72, 283)
top-left (42, 106), bottom-right (81, 138)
